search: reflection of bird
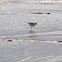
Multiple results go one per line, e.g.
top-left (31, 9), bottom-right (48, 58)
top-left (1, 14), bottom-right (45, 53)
top-left (28, 22), bottom-right (37, 31)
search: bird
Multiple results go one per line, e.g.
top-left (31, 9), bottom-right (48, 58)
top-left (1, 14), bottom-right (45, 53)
top-left (28, 22), bottom-right (37, 31)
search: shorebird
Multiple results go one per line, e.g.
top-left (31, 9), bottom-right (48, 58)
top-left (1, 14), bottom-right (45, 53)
top-left (28, 22), bottom-right (37, 31)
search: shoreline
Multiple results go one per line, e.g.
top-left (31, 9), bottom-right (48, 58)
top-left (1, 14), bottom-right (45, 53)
top-left (0, 38), bottom-right (62, 44)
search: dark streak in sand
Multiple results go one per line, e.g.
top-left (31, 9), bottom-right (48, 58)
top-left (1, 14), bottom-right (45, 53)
top-left (57, 41), bottom-right (62, 43)
top-left (31, 12), bottom-right (51, 14)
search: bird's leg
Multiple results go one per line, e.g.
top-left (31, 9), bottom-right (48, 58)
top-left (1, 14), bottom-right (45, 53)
top-left (31, 27), bottom-right (32, 31)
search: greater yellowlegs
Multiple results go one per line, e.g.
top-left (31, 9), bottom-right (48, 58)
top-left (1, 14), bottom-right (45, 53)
top-left (28, 22), bottom-right (37, 31)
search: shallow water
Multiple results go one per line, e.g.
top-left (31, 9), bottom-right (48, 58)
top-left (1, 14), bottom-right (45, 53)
top-left (0, 1), bottom-right (62, 40)
top-left (0, 41), bottom-right (62, 62)
top-left (0, 1), bottom-right (62, 62)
